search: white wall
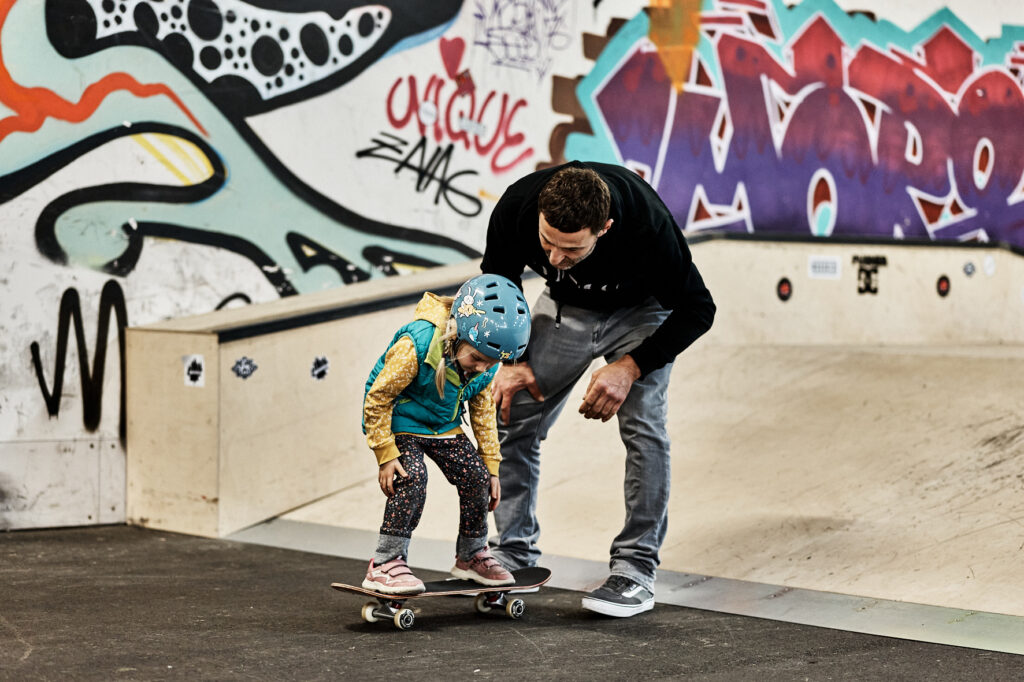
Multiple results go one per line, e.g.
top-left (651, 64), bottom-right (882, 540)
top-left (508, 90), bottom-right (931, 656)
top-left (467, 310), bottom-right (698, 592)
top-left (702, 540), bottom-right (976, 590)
top-left (5, 0), bottom-right (1024, 529)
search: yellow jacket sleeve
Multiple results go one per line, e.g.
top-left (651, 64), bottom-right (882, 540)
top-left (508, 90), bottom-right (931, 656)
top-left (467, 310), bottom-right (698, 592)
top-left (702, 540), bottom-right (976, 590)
top-left (364, 337), bottom-right (419, 465)
top-left (467, 376), bottom-right (501, 476)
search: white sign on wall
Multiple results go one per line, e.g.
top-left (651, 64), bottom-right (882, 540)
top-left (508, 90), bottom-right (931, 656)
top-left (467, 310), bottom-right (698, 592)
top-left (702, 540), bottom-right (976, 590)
top-left (808, 255), bottom-right (842, 280)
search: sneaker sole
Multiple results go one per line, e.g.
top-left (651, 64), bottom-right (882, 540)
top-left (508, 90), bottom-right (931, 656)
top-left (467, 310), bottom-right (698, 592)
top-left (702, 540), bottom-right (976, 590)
top-left (580, 596), bottom-right (655, 618)
top-left (361, 579), bottom-right (425, 595)
top-left (449, 566), bottom-right (515, 587)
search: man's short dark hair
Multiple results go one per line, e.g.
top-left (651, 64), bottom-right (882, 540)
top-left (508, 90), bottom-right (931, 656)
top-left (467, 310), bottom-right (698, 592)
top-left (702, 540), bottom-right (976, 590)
top-left (538, 167), bottom-right (611, 234)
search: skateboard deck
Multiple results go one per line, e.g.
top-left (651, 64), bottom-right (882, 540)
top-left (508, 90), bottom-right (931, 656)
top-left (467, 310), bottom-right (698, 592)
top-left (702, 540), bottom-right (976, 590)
top-left (332, 567), bottom-right (550, 630)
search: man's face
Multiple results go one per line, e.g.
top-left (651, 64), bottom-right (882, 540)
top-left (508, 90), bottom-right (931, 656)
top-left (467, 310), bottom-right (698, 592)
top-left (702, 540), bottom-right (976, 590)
top-left (538, 212), bottom-right (611, 270)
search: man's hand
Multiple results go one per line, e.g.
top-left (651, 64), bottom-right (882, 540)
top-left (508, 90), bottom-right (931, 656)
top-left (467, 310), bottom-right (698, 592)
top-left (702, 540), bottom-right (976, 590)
top-left (492, 362), bottom-right (544, 424)
top-left (579, 355), bottom-right (641, 422)
top-left (488, 475), bottom-right (501, 511)
top-left (378, 459), bottom-right (407, 497)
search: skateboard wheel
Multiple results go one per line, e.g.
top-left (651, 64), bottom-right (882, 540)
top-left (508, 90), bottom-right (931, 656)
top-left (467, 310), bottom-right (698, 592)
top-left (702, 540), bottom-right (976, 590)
top-left (361, 602), bottom-right (379, 623)
top-left (506, 598), bottom-right (525, 619)
top-left (394, 608), bottom-right (415, 630)
top-left (474, 594), bottom-right (493, 614)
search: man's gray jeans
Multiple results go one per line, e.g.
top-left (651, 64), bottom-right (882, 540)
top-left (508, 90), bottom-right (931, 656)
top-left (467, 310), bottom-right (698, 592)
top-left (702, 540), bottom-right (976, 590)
top-left (489, 288), bottom-right (673, 590)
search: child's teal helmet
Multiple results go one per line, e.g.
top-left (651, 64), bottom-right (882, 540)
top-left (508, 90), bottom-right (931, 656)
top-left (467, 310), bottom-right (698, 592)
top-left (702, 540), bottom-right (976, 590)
top-left (451, 274), bottom-right (531, 361)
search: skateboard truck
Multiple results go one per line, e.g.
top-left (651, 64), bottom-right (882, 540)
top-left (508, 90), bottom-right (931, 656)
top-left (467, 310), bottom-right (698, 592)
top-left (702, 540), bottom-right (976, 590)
top-left (361, 599), bottom-right (417, 630)
top-left (474, 591), bottom-right (526, 618)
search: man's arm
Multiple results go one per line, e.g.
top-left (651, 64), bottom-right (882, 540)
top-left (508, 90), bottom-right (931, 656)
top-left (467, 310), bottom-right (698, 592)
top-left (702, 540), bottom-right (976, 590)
top-left (628, 261), bottom-right (716, 377)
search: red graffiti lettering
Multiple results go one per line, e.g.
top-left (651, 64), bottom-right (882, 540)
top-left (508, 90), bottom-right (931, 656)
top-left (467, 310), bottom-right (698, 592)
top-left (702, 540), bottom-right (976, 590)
top-left (386, 71), bottom-right (532, 175)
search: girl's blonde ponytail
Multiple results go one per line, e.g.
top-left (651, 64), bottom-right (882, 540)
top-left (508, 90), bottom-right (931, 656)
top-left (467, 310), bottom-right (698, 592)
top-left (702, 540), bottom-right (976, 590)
top-left (434, 314), bottom-right (458, 398)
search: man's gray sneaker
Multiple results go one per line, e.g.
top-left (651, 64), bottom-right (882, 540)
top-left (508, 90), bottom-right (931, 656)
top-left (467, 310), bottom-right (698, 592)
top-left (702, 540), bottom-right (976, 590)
top-left (581, 575), bottom-right (654, 617)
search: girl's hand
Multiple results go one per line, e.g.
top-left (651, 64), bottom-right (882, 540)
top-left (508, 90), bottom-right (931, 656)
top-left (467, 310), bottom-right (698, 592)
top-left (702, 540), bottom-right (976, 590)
top-left (488, 475), bottom-right (501, 511)
top-left (379, 459), bottom-right (408, 497)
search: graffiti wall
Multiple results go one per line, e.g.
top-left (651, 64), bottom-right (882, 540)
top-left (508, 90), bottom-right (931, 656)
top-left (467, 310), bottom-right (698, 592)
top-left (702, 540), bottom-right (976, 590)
top-left (3, 0), bottom-right (1023, 529)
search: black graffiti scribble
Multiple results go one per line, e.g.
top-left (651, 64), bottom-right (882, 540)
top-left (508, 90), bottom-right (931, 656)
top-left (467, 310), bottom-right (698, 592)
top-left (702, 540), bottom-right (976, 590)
top-left (356, 132), bottom-right (483, 217)
top-left (215, 293), bottom-right (252, 310)
top-left (363, 245), bottom-right (443, 276)
top-left (286, 232), bottom-right (370, 284)
top-left (473, 0), bottom-right (572, 79)
top-left (29, 280), bottom-right (128, 440)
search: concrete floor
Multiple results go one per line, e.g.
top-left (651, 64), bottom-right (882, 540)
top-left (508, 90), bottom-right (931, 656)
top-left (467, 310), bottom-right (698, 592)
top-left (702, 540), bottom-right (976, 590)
top-left (2, 525), bottom-right (1020, 681)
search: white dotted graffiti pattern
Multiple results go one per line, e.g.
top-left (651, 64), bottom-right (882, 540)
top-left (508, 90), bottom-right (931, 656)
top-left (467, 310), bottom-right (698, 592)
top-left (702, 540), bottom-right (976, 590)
top-left (89, 0), bottom-right (391, 99)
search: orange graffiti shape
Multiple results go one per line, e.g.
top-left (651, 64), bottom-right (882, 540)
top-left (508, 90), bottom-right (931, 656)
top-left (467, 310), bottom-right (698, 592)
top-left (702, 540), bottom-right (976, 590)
top-left (0, 0), bottom-right (207, 144)
top-left (648, 0), bottom-right (703, 93)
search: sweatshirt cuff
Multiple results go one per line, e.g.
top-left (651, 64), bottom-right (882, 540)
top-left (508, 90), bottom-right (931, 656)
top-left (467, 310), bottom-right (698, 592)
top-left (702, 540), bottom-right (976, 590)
top-left (626, 344), bottom-right (659, 379)
top-left (372, 442), bottom-right (401, 466)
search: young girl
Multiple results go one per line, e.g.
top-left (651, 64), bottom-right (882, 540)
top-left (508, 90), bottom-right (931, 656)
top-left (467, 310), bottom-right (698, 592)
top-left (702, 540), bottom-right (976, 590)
top-left (361, 274), bottom-right (531, 594)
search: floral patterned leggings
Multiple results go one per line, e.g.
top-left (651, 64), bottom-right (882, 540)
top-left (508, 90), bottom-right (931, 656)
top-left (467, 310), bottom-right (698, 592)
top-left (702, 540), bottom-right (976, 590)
top-left (380, 433), bottom-right (491, 541)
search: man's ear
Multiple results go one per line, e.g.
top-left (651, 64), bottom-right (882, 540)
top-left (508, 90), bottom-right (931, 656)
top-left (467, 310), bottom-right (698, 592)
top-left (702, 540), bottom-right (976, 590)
top-left (596, 219), bottom-right (613, 237)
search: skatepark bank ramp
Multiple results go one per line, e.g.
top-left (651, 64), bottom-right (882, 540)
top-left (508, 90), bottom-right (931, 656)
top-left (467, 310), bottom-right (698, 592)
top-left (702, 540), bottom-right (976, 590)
top-left (127, 235), bottom-right (1024, 647)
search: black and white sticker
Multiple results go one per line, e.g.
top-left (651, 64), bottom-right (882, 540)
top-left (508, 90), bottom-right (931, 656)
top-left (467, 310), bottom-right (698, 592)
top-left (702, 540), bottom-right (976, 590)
top-left (311, 356), bottom-right (330, 381)
top-left (232, 356), bottom-right (258, 379)
top-left (183, 354), bottom-right (205, 387)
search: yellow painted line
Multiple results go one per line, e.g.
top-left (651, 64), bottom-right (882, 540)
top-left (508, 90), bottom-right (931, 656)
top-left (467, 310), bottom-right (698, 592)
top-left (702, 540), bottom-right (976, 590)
top-left (156, 132), bottom-right (212, 180)
top-left (131, 133), bottom-right (213, 185)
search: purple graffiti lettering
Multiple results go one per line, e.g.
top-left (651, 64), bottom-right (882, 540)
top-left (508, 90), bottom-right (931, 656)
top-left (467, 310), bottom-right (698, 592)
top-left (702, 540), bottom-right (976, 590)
top-left (592, 6), bottom-right (1024, 247)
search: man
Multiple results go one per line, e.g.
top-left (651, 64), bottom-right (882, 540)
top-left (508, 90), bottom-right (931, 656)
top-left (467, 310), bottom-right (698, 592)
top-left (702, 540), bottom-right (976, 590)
top-left (480, 161), bottom-right (715, 617)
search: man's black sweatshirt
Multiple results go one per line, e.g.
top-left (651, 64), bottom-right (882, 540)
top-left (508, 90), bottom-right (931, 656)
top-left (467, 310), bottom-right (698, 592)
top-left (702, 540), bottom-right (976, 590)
top-left (480, 161), bottom-right (716, 378)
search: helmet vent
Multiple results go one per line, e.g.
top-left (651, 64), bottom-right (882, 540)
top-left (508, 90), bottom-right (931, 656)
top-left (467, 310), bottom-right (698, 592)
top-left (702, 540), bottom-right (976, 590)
top-left (492, 305), bottom-right (505, 313)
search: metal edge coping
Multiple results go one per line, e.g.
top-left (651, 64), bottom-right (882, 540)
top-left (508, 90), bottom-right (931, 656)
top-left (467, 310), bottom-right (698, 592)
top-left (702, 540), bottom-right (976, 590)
top-left (227, 518), bottom-right (1024, 655)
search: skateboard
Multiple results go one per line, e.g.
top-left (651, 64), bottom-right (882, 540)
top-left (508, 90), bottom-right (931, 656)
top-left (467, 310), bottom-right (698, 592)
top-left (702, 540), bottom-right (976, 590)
top-left (331, 567), bottom-right (551, 630)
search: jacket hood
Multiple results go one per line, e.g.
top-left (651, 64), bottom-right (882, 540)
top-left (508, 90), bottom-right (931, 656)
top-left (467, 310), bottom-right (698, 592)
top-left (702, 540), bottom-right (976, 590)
top-left (413, 292), bottom-right (453, 328)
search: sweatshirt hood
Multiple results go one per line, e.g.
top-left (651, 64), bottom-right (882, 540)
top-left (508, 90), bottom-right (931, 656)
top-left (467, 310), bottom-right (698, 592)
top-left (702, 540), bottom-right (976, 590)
top-left (413, 292), bottom-right (452, 329)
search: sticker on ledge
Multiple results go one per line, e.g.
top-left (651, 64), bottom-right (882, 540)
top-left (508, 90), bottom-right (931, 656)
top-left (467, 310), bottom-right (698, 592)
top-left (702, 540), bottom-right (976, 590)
top-left (777, 277), bottom-right (792, 302)
top-left (311, 356), bottom-right (330, 381)
top-left (936, 275), bottom-right (950, 297)
top-left (808, 255), bottom-right (841, 280)
top-left (232, 356), bottom-right (258, 380)
top-left (852, 255), bottom-right (887, 295)
top-left (183, 355), bottom-right (205, 388)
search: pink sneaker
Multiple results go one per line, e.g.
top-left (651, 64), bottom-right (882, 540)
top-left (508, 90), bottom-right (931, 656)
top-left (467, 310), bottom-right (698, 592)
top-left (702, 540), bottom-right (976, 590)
top-left (451, 549), bottom-right (515, 586)
top-left (361, 557), bottom-right (425, 594)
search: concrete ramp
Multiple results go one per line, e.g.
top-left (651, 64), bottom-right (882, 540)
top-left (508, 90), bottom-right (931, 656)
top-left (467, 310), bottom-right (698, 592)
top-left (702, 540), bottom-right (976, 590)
top-left (283, 341), bottom-right (1024, 618)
